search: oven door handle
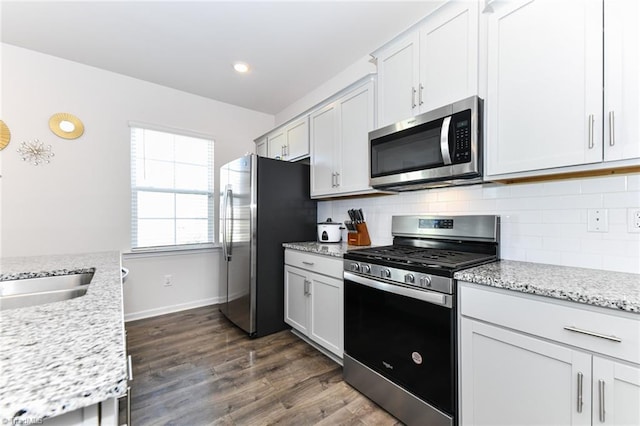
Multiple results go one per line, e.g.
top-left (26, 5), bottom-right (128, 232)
top-left (344, 272), bottom-right (452, 308)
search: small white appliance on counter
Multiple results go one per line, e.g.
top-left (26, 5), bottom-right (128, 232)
top-left (317, 218), bottom-right (342, 243)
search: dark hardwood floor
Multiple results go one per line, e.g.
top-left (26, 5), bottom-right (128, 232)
top-left (123, 305), bottom-right (401, 426)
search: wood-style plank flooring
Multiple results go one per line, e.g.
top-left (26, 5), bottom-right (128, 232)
top-left (123, 305), bottom-right (401, 426)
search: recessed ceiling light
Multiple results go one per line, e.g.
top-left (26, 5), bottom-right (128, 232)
top-left (234, 62), bottom-right (249, 73)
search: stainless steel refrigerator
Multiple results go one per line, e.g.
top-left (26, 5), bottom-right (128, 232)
top-left (219, 154), bottom-right (317, 337)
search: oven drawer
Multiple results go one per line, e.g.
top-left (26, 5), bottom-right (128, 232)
top-left (460, 283), bottom-right (640, 364)
top-left (284, 249), bottom-right (342, 279)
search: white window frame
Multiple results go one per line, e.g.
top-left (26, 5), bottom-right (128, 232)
top-left (129, 121), bottom-right (215, 251)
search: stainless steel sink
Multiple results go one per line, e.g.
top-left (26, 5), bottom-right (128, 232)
top-left (0, 272), bottom-right (94, 310)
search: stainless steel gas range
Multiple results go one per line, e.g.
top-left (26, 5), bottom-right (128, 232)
top-left (343, 215), bottom-right (500, 426)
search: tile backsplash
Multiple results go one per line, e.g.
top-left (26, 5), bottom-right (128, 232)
top-left (318, 174), bottom-right (640, 274)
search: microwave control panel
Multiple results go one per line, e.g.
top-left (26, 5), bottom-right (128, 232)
top-left (453, 111), bottom-right (472, 164)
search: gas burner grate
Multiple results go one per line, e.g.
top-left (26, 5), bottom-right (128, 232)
top-left (352, 245), bottom-right (494, 269)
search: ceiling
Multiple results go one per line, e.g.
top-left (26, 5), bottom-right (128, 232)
top-left (1, 1), bottom-right (442, 115)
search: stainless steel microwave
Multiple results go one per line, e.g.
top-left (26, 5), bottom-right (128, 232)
top-left (369, 96), bottom-right (483, 191)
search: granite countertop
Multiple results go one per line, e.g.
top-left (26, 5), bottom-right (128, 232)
top-left (0, 251), bottom-right (127, 422)
top-left (455, 260), bottom-right (640, 313)
top-left (283, 241), bottom-right (372, 258)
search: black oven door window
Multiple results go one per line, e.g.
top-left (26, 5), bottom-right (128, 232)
top-left (344, 279), bottom-right (455, 416)
top-left (370, 118), bottom-right (445, 178)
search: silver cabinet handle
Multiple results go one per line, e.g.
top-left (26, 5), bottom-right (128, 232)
top-left (335, 172), bottom-right (340, 187)
top-left (599, 379), bottom-right (605, 422)
top-left (303, 279), bottom-right (311, 296)
top-left (588, 114), bottom-right (595, 149)
top-left (419, 83), bottom-right (424, 106)
top-left (127, 385), bottom-right (132, 426)
top-left (302, 261), bottom-right (314, 266)
top-left (564, 326), bottom-right (622, 343)
top-left (331, 172), bottom-right (337, 188)
top-left (411, 87), bottom-right (417, 108)
top-left (127, 354), bottom-right (134, 381)
top-left (577, 372), bottom-right (583, 413)
top-left (609, 111), bottom-right (615, 147)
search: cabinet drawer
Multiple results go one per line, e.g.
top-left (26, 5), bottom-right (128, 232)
top-left (285, 250), bottom-right (343, 279)
top-left (460, 283), bottom-right (640, 364)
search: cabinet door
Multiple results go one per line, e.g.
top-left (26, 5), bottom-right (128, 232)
top-left (310, 103), bottom-right (339, 197)
top-left (419, 0), bottom-right (478, 112)
top-left (376, 31), bottom-right (420, 128)
top-left (604, 0), bottom-right (640, 162)
top-left (336, 81), bottom-right (375, 195)
top-left (486, 0), bottom-right (603, 176)
top-left (255, 136), bottom-right (267, 157)
top-left (309, 273), bottom-right (343, 358)
top-left (460, 318), bottom-right (592, 426)
top-left (285, 117), bottom-right (309, 160)
top-left (284, 266), bottom-right (308, 334)
top-left (592, 357), bottom-right (640, 426)
top-left (267, 130), bottom-right (286, 160)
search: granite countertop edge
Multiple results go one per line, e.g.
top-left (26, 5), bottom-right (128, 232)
top-left (0, 251), bottom-right (127, 422)
top-left (283, 241), bottom-right (353, 258)
top-left (455, 259), bottom-right (640, 313)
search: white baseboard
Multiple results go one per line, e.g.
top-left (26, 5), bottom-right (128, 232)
top-left (124, 297), bottom-right (223, 322)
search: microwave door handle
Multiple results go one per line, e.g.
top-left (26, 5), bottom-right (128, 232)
top-left (440, 116), bottom-right (453, 165)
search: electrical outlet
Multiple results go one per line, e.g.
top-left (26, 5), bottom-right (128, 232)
top-left (587, 209), bottom-right (609, 232)
top-left (628, 209), bottom-right (640, 233)
top-left (164, 274), bottom-right (173, 286)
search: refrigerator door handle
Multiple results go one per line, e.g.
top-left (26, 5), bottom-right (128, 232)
top-left (222, 186), bottom-right (232, 261)
top-left (227, 188), bottom-right (233, 259)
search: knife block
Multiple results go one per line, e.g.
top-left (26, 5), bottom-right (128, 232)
top-left (348, 222), bottom-right (371, 246)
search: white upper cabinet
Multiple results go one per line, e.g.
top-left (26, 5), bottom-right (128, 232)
top-left (419, 0), bottom-right (479, 113)
top-left (310, 79), bottom-right (376, 198)
top-left (377, 32), bottom-right (420, 128)
top-left (266, 116), bottom-right (310, 161)
top-left (376, 0), bottom-right (479, 128)
top-left (604, 0), bottom-right (640, 162)
top-left (255, 136), bottom-right (267, 157)
top-left (285, 117), bottom-right (310, 160)
top-left (486, 0), bottom-right (639, 178)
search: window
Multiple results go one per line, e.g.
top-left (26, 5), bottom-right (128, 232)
top-left (130, 124), bottom-right (214, 249)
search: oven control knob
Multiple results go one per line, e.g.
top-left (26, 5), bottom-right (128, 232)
top-left (361, 264), bottom-right (371, 274)
top-left (420, 276), bottom-right (432, 288)
top-left (350, 263), bottom-right (360, 272)
top-left (404, 274), bottom-right (415, 284)
top-left (381, 269), bottom-right (391, 278)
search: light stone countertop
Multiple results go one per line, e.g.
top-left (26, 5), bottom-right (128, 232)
top-left (455, 260), bottom-right (640, 313)
top-left (282, 241), bottom-right (373, 258)
top-left (0, 251), bottom-right (127, 422)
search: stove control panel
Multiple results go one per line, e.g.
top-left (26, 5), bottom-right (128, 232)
top-left (343, 260), bottom-right (453, 295)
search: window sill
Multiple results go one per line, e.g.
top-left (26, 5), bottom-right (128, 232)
top-left (123, 244), bottom-right (221, 259)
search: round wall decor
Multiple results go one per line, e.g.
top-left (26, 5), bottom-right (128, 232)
top-left (49, 113), bottom-right (84, 139)
top-left (0, 120), bottom-right (11, 150)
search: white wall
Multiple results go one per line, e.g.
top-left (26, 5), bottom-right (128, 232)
top-left (274, 54), bottom-right (376, 126)
top-left (0, 44), bottom-right (274, 318)
top-left (319, 175), bottom-right (640, 274)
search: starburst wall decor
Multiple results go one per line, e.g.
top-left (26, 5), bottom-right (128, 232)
top-left (17, 139), bottom-right (54, 165)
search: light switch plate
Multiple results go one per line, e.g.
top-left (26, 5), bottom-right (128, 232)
top-left (628, 209), bottom-right (640, 233)
top-left (587, 209), bottom-right (608, 232)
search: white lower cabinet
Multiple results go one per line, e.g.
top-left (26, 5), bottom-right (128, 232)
top-left (284, 250), bottom-right (343, 359)
top-left (460, 283), bottom-right (640, 426)
top-left (42, 398), bottom-right (118, 426)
